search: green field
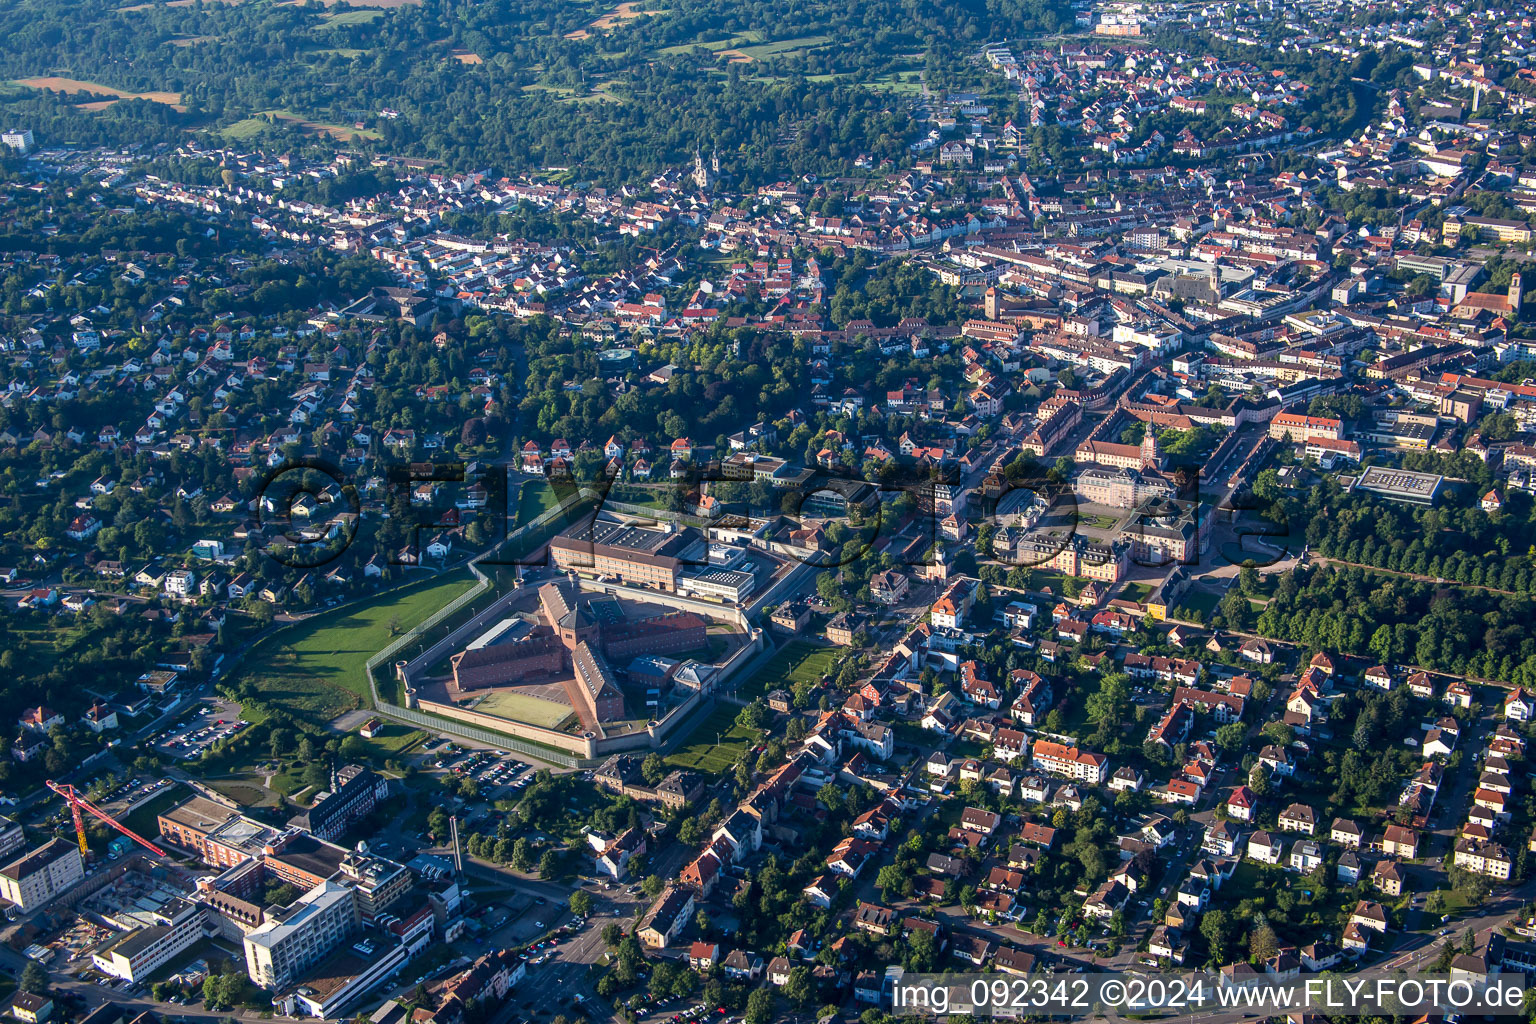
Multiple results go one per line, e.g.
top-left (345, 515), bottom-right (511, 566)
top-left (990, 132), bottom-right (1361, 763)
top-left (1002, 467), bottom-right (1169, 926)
top-left (472, 689), bottom-right (575, 729)
top-left (732, 34), bottom-right (832, 59)
top-left (229, 571), bottom-right (478, 724)
top-left (121, 785), bottom-right (188, 839)
top-left (858, 70), bottom-right (923, 93)
top-left (359, 721), bottom-right (430, 756)
top-left (1022, 568), bottom-right (1087, 598)
top-left (657, 30), bottom-right (764, 55)
top-left (522, 82), bottom-right (620, 104)
top-left (740, 639), bottom-right (838, 699)
top-left (1119, 582), bottom-right (1154, 603)
top-left (665, 703), bottom-right (762, 774)
top-left (1171, 589), bottom-right (1222, 620)
top-left (515, 479), bottom-right (559, 526)
top-left (253, 108), bottom-right (383, 141)
top-left (221, 117), bottom-right (271, 141)
top-left (324, 9), bottom-right (383, 24)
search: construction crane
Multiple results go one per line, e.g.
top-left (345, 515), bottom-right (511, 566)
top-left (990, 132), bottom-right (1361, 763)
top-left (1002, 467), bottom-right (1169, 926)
top-left (46, 780), bottom-right (167, 859)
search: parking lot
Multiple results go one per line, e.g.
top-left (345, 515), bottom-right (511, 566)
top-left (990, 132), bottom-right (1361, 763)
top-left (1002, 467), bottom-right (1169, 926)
top-left (636, 996), bottom-right (739, 1024)
top-left (151, 698), bottom-right (247, 759)
top-left (431, 744), bottom-right (543, 794)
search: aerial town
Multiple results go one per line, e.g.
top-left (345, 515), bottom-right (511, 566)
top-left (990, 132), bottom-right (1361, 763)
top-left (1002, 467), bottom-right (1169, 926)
top-left (8, 0), bottom-right (1536, 1023)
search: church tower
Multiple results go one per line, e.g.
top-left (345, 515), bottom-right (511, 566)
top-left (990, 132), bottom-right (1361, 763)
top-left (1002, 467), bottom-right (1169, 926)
top-left (924, 543), bottom-right (949, 581)
top-left (1510, 271), bottom-right (1523, 316)
top-left (1140, 427), bottom-right (1161, 471)
top-left (692, 147), bottom-right (714, 191)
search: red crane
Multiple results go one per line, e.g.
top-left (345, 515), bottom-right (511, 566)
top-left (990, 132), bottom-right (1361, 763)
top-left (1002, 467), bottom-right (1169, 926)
top-left (46, 780), bottom-right (167, 859)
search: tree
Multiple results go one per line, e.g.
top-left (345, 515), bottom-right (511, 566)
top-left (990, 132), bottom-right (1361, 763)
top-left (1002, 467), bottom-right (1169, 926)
top-left (642, 874), bottom-right (665, 898)
top-left (736, 698), bottom-right (769, 730)
top-left (1248, 916), bottom-right (1279, 963)
top-left (641, 752), bottom-right (666, 786)
top-left (875, 863), bottom-right (906, 902)
top-left (538, 850), bottom-right (559, 879)
top-left (1201, 909), bottom-right (1229, 965)
top-left (19, 963), bottom-right (48, 995)
top-left (263, 880), bottom-right (300, 907)
top-left (1084, 673), bottom-right (1132, 743)
top-left (512, 837), bottom-right (534, 872)
top-left (745, 989), bottom-right (775, 1024)
top-left (783, 967), bottom-right (816, 1008)
top-left (1215, 722), bottom-right (1247, 750)
top-left (1248, 764), bottom-right (1273, 798)
top-left (570, 890), bottom-right (595, 918)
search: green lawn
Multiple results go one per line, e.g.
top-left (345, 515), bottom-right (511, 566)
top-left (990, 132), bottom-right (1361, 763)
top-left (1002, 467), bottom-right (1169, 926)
top-left (228, 571), bottom-right (477, 724)
top-left (253, 108), bottom-right (383, 141)
top-left (515, 479), bottom-right (559, 527)
top-left (739, 639), bottom-right (838, 699)
top-left (857, 71), bottom-right (924, 94)
top-left (1074, 512), bottom-right (1119, 530)
top-left (1171, 589), bottom-right (1221, 620)
top-left (607, 484), bottom-right (672, 509)
top-left (358, 722), bottom-right (429, 758)
top-left (733, 34), bottom-right (832, 59)
top-left (665, 703), bottom-right (762, 774)
top-left (1120, 582), bottom-right (1154, 603)
top-left (1023, 568), bottom-right (1086, 598)
top-left (324, 9), bottom-right (383, 24)
top-left (1425, 889), bottom-right (1473, 916)
top-left (121, 785), bottom-right (188, 840)
top-left (221, 117), bottom-right (272, 141)
top-left (656, 31), bottom-right (764, 55)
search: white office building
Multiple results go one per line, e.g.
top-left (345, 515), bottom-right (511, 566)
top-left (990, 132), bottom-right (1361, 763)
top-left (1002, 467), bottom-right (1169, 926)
top-left (92, 897), bottom-right (207, 982)
top-left (243, 881), bottom-right (358, 989)
top-left (0, 840), bottom-right (84, 911)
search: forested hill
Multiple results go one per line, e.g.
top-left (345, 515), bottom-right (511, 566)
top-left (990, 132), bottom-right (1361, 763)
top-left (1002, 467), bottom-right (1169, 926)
top-left (0, 0), bottom-right (1072, 183)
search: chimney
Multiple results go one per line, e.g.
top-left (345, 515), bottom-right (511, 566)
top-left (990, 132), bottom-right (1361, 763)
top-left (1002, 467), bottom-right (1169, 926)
top-left (449, 815), bottom-right (463, 877)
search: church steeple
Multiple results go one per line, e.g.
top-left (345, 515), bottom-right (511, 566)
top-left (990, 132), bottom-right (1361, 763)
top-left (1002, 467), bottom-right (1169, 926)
top-left (1140, 427), bottom-right (1160, 470)
top-left (692, 147), bottom-right (715, 191)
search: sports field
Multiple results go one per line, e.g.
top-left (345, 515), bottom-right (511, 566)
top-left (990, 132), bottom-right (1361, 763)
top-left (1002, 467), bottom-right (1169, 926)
top-left (665, 703), bottom-right (761, 774)
top-left (472, 689), bottom-right (574, 729)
